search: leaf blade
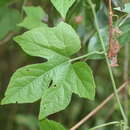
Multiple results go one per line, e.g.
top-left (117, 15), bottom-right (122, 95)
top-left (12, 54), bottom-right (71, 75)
top-left (50, 0), bottom-right (76, 18)
top-left (0, 7), bottom-right (21, 39)
top-left (14, 22), bottom-right (81, 60)
top-left (63, 62), bottom-right (96, 100)
top-left (40, 119), bottom-right (67, 130)
top-left (39, 87), bottom-right (72, 119)
top-left (1, 57), bottom-right (70, 104)
top-left (19, 6), bottom-right (47, 29)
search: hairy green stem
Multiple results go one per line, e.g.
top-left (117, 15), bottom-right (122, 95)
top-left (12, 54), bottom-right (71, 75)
top-left (88, 0), bottom-right (127, 127)
top-left (89, 121), bottom-right (124, 130)
top-left (123, 42), bottom-right (129, 126)
top-left (70, 51), bottom-right (104, 62)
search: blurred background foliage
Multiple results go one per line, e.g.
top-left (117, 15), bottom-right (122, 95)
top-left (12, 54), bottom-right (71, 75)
top-left (0, 0), bottom-right (130, 130)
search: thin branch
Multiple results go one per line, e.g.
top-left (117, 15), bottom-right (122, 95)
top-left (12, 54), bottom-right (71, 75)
top-left (0, 32), bottom-right (18, 45)
top-left (70, 80), bottom-right (130, 130)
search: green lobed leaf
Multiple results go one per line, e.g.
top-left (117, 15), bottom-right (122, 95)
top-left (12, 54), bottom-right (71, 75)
top-left (2, 57), bottom-right (96, 118)
top-left (2, 22), bottom-right (96, 119)
top-left (0, 7), bottom-right (21, 40)
top-left (50, 0), bottom-right (76, 18)
top-left (19, 6), bottom-right (47, 29)
top-left (14, 22), bottom-right (81, 60)
top-left (40, 119), bottom-right (67, 130)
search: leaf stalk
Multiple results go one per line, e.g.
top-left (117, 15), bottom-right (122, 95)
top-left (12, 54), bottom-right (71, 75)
top-left (70, 51), bottom-right (104, 62)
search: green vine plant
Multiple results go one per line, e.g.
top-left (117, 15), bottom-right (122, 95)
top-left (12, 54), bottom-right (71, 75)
top-left (1, 0), bottom-right (130, 130)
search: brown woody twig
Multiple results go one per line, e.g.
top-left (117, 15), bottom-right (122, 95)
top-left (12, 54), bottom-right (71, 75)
top-left (0, 31), bottom-right (17, 45)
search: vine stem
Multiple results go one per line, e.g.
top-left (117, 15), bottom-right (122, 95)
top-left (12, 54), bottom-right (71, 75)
top-left (70, 51), bottom-right (104, 62)
top-left (123, 42), bottom-right (129, 122)
top-left (87, 0), bottom-right (127, 127)
top-left (89, 121), bottom-right (124, 130)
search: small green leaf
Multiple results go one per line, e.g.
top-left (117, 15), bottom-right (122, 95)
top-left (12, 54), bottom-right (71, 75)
top-left (14, 22), bottom-right (81, 60)
top-left (114, 3), bottom-right (130, 13)
top-left (39, 87), bottom-right (72, 119)
top-left (0, 7), bottom-right (21, 40)
top-left (50, 0), bottom-right (76, 18)
top-left (40, 119), bottom-right (66, 130)
top-left (19, 6), bottom-right (47, 29)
